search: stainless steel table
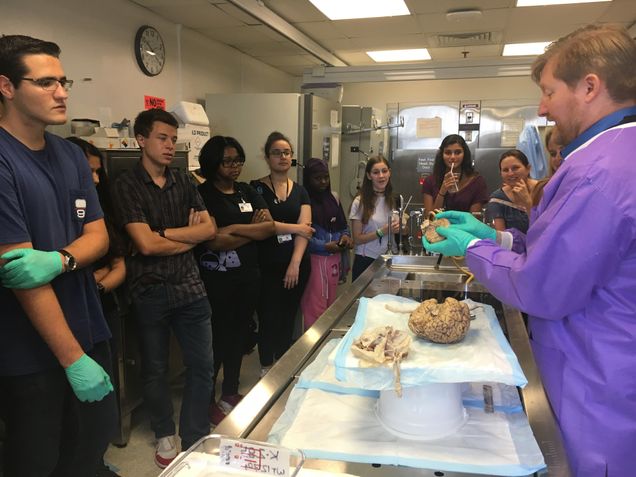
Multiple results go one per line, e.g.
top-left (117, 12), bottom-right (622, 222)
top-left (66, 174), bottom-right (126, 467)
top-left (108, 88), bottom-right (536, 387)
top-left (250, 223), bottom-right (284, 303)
top-left (215, 255), bottom-right (572, 477)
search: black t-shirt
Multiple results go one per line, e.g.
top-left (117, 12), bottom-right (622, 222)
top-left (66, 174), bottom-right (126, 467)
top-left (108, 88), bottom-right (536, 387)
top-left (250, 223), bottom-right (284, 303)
top-left (197, 181), bottom-right (268, 275)
top-left (250, 179), bottom-right (311, 265)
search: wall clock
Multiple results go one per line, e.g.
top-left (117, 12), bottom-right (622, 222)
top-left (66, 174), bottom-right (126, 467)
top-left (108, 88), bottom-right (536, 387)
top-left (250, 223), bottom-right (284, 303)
top-left (134, 25), bottom-right (165, 76)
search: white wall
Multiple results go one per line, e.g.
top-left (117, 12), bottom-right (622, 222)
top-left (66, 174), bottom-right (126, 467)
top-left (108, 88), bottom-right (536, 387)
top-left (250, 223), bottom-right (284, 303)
top-left (2, 0), bottom-right (299, 135)
top-left (341, 76), bottom-right (542, 111)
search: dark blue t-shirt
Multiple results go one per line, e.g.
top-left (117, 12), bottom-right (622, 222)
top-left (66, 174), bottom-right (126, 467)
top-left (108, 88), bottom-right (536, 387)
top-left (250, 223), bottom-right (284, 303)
top-left (0, 128), bottom-right (110, 376)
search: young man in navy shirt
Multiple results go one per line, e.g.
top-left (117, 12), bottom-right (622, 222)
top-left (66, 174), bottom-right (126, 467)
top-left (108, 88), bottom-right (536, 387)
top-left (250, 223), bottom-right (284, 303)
top-left (0, 35), bottom-right (115, 476)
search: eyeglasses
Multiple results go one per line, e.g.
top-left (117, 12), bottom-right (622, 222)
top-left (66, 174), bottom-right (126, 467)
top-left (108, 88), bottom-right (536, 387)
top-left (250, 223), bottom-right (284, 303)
top-left (20, 77), bottom-right (73, 91)
top-left (221, 156), bottom-right (245, 168)
top-left (270, 149), bottom-right (293, 158)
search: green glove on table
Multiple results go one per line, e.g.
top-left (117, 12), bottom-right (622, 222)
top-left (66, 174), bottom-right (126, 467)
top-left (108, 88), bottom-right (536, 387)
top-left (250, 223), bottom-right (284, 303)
top-left (435, 210), bottom-right (497, 241)
top-left (0, 248), bottom-right (64, 289)
top-left (64, 354), bottom-right (114, 402)
top-left (422, 226), bottom-right (478, 257)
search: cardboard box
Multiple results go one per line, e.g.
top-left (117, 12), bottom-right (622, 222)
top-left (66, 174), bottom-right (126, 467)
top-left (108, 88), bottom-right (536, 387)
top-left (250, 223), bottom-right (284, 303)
top-left (178, 125), bottom-right (210, 170)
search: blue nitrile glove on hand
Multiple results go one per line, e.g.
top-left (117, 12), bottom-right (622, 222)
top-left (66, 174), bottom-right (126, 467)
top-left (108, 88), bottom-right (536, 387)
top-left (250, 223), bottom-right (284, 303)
top-left (0, 248), bottom-right (64, 289)
top-left (435, 210), bottom-right (497, 241)
top-left (64, 354), bottom-right (114, 402)
top-left (422, 226), bottom-right (478, 257)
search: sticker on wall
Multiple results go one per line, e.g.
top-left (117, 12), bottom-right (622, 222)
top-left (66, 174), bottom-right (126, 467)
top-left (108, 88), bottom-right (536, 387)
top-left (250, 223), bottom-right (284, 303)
top-left (144, 95), bottom-right (166, 110)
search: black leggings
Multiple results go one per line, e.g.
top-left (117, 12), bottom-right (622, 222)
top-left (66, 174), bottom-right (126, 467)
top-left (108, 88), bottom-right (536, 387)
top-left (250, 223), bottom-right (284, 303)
top-left (203, 271), bottom-right (260, 398)
top-left (257, 259), bottom-right (310, 367)
top-left (351, 254), bottom-right (376, 282)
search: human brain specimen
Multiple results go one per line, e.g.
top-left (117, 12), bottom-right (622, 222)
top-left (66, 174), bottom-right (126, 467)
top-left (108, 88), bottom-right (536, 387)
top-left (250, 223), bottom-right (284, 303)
top-left (421, 217), bottom-right (450, 243)
top-left (408, 297), bottom-right (470, 344)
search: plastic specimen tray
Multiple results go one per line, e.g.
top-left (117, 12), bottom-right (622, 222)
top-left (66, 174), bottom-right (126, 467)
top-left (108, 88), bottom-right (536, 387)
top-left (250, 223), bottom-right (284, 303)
top-left (160, 434), bottom-right (305, 477)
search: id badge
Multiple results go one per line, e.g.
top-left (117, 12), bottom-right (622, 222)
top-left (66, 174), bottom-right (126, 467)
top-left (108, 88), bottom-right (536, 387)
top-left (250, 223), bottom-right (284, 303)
top-left (277, 233), bottom-right (292, 244)
top-left (238, 202), bottom-right (253, 213)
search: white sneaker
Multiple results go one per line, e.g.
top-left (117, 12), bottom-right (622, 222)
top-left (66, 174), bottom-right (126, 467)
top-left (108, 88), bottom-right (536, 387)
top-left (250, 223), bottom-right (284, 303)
top-left (154, 435), bottom-right (178, 469)
top-left (260, 365), bottom-right (272, 378)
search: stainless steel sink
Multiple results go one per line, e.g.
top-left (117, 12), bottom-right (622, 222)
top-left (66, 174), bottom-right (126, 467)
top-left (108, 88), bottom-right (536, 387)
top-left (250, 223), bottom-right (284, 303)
top-left (403, 271), bottom-right (467, 283)
top-left (380, 254), bottom-right (489, 294)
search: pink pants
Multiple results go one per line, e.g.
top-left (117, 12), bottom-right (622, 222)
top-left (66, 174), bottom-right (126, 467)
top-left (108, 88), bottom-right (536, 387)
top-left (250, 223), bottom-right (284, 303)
top-left (300, 253), bottom-right (341, 331)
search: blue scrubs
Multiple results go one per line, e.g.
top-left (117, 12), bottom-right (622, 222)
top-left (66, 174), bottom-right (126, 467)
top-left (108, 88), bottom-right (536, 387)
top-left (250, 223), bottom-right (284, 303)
top-left (0, 128), bottom-right (110, 376)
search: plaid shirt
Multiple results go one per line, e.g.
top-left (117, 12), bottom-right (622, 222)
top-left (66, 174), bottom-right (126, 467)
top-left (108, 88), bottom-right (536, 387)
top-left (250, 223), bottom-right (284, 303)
top-left (113, 161), bottom-right (207, 304)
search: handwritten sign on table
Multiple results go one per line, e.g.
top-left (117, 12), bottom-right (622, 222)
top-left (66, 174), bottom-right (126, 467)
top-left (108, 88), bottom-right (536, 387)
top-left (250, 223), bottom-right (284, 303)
top-left (219, 438), bottom-right (291, 476)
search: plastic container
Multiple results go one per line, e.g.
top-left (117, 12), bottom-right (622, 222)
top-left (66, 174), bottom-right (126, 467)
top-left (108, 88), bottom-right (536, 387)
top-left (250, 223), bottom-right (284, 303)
top-left (376, 383), bottom-right (467, 440)
top-left (160, 434), bottom-right (304, 477)
top-left (71, 118), bottom-right (100, 136)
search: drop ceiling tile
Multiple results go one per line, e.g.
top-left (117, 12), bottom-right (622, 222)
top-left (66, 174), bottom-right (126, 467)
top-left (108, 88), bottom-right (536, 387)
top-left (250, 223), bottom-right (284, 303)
top-left (348, 34), bottom-right (430, 51)
top-left (294, 21), bottom-right (348, 40)
top-left (330, 16), bottom-right (421, 38)
top-left (334, 51), bottom-right (379, 65)
top-left (216, 2), bottom-right (263, 25)
top-left (263, 0), bottom-right (326, 22)
top-left (318, 37), bottom-right (358, 50)
top-left (406, 0), bottom-right (512, 15)
top-left (256, 53), bottom-right (323, 66)
top-left (428, 44), bottom-right (503, 60)
top-left (506, 4), bottom-right (610, 42)
top-left (197, 24), bottom-right (290, 44)
top-left (238, 41), bottom-right (308, 56)
top-left (149, 3), bottom-right (243, 28)
top-left (131, 0), bottom-right (210, 7)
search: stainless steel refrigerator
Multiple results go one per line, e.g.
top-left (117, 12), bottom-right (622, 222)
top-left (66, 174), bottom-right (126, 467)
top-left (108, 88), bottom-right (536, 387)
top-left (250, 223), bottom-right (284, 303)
top-left (204, 93), bottom-right (341, 190)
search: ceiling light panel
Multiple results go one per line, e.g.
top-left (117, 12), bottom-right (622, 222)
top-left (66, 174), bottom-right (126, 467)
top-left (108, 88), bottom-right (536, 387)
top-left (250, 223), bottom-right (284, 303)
top-left (502, 42), bottom-right (551, 56)
top-left (367, 48), bottom-right (431, 62)
top-left (516, 0), bottom-right (611, 6)
top-left (309, 0), bottom-right (410, 20)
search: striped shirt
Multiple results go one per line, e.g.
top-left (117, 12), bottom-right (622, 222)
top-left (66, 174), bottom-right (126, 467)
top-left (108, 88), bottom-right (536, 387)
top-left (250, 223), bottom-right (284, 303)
top-left (113, 161), bottom-right (207, 305)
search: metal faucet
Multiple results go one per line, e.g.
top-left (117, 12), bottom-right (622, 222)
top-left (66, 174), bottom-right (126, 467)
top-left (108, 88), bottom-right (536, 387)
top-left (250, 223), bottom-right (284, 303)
top-left (386, 209), bottom-right (395, 255)
top-left (408, 209), bottom-right (424, 255)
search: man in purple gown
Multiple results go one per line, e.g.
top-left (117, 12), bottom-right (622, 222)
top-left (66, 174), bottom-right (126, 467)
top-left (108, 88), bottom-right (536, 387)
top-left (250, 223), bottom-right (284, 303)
top-left (424, 24), bottom-right (636, 477)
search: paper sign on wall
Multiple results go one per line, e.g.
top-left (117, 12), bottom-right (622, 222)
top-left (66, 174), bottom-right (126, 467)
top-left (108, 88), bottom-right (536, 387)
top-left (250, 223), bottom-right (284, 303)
top-left (501, 118), bottom-right (524, 147)
top-left (330, 134), bottom-right (340, 168)
top-left (416, 117), bottom-right (442, 138)
top-left (144, 95), bottom-right (166, 110)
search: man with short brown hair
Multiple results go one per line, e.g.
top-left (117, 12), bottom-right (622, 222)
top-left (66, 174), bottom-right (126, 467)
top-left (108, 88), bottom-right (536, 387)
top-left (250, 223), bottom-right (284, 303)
top-left (113, 108), bottom-right (216, 468)
top-left (424, 24), bottom-right (636, 476)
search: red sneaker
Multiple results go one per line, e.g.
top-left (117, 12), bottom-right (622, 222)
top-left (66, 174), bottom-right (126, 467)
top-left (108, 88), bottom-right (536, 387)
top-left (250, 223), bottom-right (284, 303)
top-left (154, 435), bottom-right (178, 469)
top-left (219, 393), bottom-right (244, 412)
top-left (208, 402), bottom-right (227, 426)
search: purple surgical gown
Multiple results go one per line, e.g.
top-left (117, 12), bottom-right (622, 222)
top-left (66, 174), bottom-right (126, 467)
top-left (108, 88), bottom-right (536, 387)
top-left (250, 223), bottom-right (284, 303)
top-left (466, 120), bottom-right (636, 477)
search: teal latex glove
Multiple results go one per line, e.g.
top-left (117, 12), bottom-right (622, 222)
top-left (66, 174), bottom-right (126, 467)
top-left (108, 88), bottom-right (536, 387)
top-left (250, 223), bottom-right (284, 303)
top-left (64, 354), bottom-right (114, 402)
top-left (422, 226), bottom-right (478, 257)
top-left (435, 210), bottom-right (497, 241)
top-left (0, 248), bottom-right (64, 289)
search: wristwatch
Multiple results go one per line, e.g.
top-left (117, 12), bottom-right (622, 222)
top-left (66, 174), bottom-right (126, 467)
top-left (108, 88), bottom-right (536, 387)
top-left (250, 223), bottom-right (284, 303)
top-left (58, 249), bottom-right (78, 272)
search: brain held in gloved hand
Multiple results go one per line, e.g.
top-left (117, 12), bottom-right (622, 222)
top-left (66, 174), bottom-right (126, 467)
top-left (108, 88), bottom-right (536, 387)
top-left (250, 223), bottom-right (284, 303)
top-left (408, 297), bottom-right (471, 344)
top-left (421, 217), bottom-right (450, 243)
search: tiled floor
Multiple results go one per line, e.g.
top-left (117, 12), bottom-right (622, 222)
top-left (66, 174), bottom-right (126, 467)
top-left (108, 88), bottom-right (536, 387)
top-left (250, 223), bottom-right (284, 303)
top-left (104, 349), bottom-right (262, 477)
